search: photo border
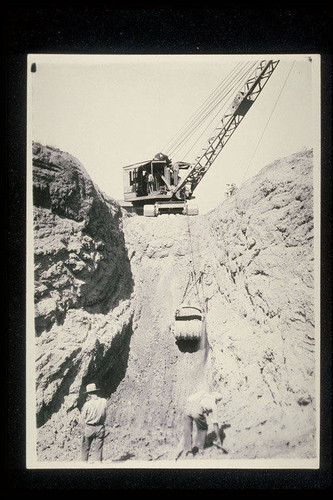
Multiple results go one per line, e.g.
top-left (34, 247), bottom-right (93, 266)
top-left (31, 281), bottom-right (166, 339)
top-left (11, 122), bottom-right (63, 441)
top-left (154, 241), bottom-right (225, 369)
top-left (4, 1), bottom-right (332, 493)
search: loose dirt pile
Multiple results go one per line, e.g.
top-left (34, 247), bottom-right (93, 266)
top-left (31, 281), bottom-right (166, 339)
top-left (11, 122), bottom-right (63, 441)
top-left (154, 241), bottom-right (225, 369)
top-left (32, 143), bottom-right (316, 464)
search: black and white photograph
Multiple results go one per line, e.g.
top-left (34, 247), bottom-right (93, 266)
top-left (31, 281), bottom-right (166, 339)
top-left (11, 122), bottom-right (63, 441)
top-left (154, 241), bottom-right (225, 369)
top-left (26, 53), bottom-right (321, 469)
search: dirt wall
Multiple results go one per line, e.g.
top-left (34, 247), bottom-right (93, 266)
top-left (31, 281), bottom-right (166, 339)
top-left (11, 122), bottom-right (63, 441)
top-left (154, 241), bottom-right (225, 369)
top-left (32, 145), bottom-right (316, 463)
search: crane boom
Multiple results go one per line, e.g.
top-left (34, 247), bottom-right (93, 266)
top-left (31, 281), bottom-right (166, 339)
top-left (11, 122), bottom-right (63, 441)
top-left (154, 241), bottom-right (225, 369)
top-left (173, 59), bottom-right (280, 195)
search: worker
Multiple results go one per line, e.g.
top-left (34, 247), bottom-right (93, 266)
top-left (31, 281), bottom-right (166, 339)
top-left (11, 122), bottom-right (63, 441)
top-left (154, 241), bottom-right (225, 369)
top-left (172, 162), bottom-right (179, 186)
top-left (148, 172), bottom-right (154, 194)
top-left (164, 164), bottom-right (172, 186)
top-left (183, 390), bottom-right (223, 456)
top-left (153, 152), bottom-right (167, 162)
top-left (81, 383), bottom-right (108, 462)
top-left (225, 183), bottom-right (237, 198)
top-left (185, 181), bottom-right (192, 199)
top-left (142, 170), bottom-right (148, 195)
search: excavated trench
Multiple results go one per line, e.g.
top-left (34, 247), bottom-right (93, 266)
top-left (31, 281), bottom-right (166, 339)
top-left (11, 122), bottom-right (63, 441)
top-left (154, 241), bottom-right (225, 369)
top-left (34, 146), bottom-right (317, 463)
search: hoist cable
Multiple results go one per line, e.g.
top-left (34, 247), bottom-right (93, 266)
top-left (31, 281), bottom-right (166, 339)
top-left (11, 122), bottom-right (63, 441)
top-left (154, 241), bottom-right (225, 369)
top-left (177, 61), bottom-right (259, 161)
top-left (164, 66), bottom-right (241, 157)
top-left (168, 61), bottom-right (258, 159)
top-left (180, 61), bottom-right (260, 161)
top-left (240, 60), bottom-right (295, 187)
top-left (183, 209), bottom-right (206, 310)
top-left (167, 61), bottom-right (255, 158)
top-left (170, 61), bottom-right (259, 159)
top-left (165, 61), bottom-right (254, 158)
top-left (162, 61), bottom-right (245, 154)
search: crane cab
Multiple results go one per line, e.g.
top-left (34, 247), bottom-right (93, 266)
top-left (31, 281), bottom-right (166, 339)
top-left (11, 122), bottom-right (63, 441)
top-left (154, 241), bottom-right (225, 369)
top-left (122, 153), bottom-right (194, 215)
top-left (174, 305), bottom-right (205, 341)
top-left (123, 153), bottom-right (174, 202)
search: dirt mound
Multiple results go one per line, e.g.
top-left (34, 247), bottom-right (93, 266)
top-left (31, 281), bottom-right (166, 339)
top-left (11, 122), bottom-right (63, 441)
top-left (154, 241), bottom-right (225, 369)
top-left (32, 145), bottom-right (316, 464)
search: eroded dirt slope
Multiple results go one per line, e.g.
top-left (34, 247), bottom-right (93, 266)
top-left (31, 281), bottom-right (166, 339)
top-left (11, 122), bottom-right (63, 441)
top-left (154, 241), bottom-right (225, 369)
top-left (33, 145), bottom-right (316, 463)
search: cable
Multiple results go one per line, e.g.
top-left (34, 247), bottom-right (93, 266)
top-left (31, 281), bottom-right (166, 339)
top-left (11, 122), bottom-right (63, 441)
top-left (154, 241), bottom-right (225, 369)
top-left (171, 61), bottom-right (259, 160)
top-left (180, 61), bottom-right (259, 161)
top-left (165, 61), bottom-right (253, 158)
top-left (167, 61), bottom-right (254, 158)
top-left (168, 61), bottom-right (258, 160)
top-left (162, 61), bottom-right (244, 155)
top-left (184, 209), bottom-right (207, 310)
top-left (240, 61), bottom-right (295, 187)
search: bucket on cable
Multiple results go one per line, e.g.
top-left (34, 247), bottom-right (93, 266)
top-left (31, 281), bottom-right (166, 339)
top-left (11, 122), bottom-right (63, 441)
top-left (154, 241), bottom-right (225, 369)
top-left (174, 305), bottom-right (204, 340)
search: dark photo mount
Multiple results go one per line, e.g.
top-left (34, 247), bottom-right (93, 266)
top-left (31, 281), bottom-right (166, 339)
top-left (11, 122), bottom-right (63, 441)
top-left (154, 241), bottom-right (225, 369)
top-left (3, 0), bottom-right (332, 494)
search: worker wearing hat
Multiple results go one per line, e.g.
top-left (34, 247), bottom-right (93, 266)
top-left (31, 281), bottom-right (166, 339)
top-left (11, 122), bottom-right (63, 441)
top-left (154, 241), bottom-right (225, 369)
top-left (182, 390), bottom-right (223, 457)
top-left (81, 383), bottom-right (108, 462)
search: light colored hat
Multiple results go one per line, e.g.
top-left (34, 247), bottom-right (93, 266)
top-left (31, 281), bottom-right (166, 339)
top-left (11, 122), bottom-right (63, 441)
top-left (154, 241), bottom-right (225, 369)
top-left (84, 383), bottom-right (100, 394)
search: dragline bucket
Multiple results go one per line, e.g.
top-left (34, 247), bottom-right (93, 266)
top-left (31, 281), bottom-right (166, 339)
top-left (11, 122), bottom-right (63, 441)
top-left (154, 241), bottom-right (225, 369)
top-left (174, 305), bottom-right (205, 341)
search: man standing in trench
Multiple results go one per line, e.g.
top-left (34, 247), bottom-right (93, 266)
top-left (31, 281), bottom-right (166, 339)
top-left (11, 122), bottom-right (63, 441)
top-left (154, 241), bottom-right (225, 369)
top-left (81, 383), bottom-right (107, 462)
top-left (179, 390), bottom-right (223, 458)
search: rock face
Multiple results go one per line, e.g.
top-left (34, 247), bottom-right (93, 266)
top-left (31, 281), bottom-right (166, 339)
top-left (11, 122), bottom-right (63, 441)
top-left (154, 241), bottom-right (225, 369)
top-left (32, 144), bottom-right (316, 463)
top-left (32, 142), bottom-right (134, 428)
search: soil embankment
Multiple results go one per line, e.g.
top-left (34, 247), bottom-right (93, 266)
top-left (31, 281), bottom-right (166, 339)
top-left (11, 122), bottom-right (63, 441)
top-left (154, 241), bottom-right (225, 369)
top-left (32, 143), bottom-right (316, 462)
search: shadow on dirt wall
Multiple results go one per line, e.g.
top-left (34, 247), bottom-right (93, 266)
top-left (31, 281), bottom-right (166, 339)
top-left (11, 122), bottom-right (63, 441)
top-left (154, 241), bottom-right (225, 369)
top-left (36, 348), bottom-right (82, 428)
top-left (34, 203), bottom-right (134, 335)
top-left (78, 317), bottom-right (134, 408)
top-left (37, 317), bottom-right (134, 428)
